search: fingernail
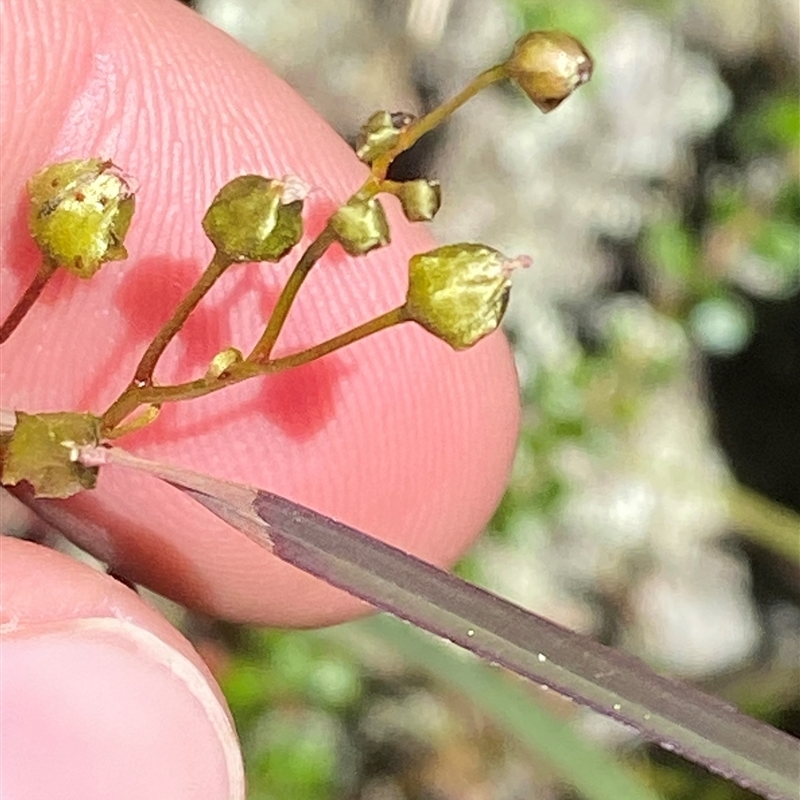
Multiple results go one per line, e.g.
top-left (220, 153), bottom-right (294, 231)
top-left (1, 618), bottom-right (244, 800)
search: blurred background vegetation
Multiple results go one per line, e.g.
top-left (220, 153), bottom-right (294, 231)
top-left (184, 0), bottom-right (799, 797)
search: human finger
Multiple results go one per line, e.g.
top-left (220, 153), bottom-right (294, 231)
top-left (0, 0), bottom-right (520, 624)
top-left (0, 536), bottom-right (244, 800)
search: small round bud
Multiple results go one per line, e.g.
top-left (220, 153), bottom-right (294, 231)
top-left (355, 110), bottom-right (415, 164)
top-left (202, 175), bottom-right (306, 263)
top-left (505, 30), bottom-right (593, 113)
top-left (397, 179), bottom-right (442, 222)
top-left (27, 158), bottom-right (136, 278)
top-left (405, 243), bottom-right (530, 349)
top-left (330, 197), bottom-right (391, 256)
top-left (205, 346), bottom-right (243, 379)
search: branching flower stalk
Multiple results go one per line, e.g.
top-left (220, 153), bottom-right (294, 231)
top-left (3, 32), bottom-right (800, 800)
top-left (363, 63), bottom-right (509, 186)
top-left (97, 32), bottom-right (591, 438)
top-left (103, 61), bottom-right (517, 432)
top-left (1, 29), bottom-right (593, 495)
top-left (102, 306), bottom-right (410, 432)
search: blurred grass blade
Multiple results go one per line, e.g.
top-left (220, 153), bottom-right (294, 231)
top-left (353, 614), bottom-right (661, 800)
top-left (98, 447), bottom-right (800, 800)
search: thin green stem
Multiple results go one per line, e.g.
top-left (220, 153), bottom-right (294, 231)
top-left (726, 484), bottom-right (800, 565)
top-left (101, 367), bottom-right (258, 433)
top-left (0, 258), bottom-right (59, 344)
top-left (248, 225), bottom-right (337, 362)
top-left (369, 63), bottom-right (508, 184)
top-left (100, 306), bottom-right (408, 436)
top-left (133, 250), bottom-right (233, 385)
top-left (268, 306), bottom-right (408, 370)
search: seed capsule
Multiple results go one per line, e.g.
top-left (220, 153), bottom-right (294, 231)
top-left (1, 411), bottom-right (101, 498)
top-left (202, 175), bottom-right (306, 263)
top-left (355, 110), bottom-right (415, 164)
top-left (505, 30), bottom-right (593, 113)
top-left (27, 159), bottom-right (136, 277)
top-left (405, 243), bottom-right (529, 349)
top-left (330, 197), bottom-right (391, 256)
top-left (397, 180), bottom-right (442, 222)
top-left (205, 347), bottom-right (243, 379)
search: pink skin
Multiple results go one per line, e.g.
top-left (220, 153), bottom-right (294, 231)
top-left (1, 0), bottom-right (519, 795)
top-left (1, 536), bottom-right (245, 800)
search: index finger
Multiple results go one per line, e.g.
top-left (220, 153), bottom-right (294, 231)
top-left (0, 0), bottom-right (520, 625)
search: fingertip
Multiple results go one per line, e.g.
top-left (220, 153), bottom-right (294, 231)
top-left (1, 0), bottom-right (521, 625)
top-left (0, 538), bottom-right (244, 799)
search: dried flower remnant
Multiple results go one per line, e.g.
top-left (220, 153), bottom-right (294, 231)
top-left (28, 158), bottom-right (136, 277)
top-left (202, 174), bottom-right (307, 263)
top-left (405, 244), bottom-right (530, 349)
top-left (1, 412), bottom-right (101, 498)
top-left (505, 30), bottom-right (593, 113)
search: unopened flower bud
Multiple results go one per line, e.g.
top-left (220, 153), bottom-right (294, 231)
top-left (355, 110), bottom-right (415, 164)
top-left (405, 243), bottom-right (529, 349)
top-left (397, 179), bottom-right (442, 222)
top-left (202, 175), bottom-right (306, 263)
top-left (205, 346), bottom-right (243, 379)
top-left (330, 197), bottom-right (390, 256)
top-left (505, 30), bottom-right (593, 113)
top-left (27, 159), bottom-right (136, 278)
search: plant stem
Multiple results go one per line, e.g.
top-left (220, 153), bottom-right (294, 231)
top-left (368, 63), bottom-right (508, 184)
top-left (100, 306), bottom-right (407, 435)
top-left (726, 484), bottom-right (800, 565)
top-left (0, 258), bottom-right (59, 344)
top-left (268, 306), bottom-right (408, 370)
top-left (248, 225), bottom-right (337, 362)
top-left (100, 367), bottom-right (255, 435)
top-left (132, 250), bottom-right (233, 385)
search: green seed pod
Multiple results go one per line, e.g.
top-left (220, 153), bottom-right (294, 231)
top-left (355, 110), bottom-right (415, 164)
top-left (397, 179), bottom-right (442, 222)
top-left (330, 197), bottom-right (391, 256)
top-left (2, 411), bottom-right (101, 498)
top-left (202, 175), bottom-right (306, 263)
top-left (405, 243), bottom-right (529, 349)
top-left (505, 30), bottom-right (593, 113)
top-left (205, 346), bottom-right (243, 379)
top-left (27, 159), bottom-right (136, 278)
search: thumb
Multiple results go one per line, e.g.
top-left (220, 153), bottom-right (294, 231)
top-left (0, 536), bottom-right (244, 800)
top-left (0, 0), bottom-right (520, 625)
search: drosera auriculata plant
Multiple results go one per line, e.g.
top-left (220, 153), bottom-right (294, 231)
top-left (0, 28), bottom-right (593, 498)
top-left (3, 28), bottom-right (798, 800)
